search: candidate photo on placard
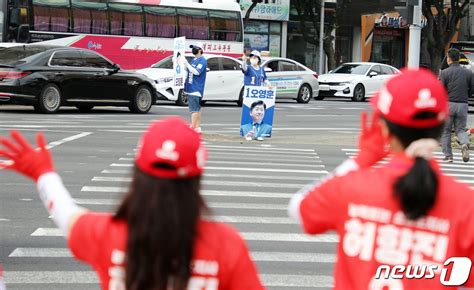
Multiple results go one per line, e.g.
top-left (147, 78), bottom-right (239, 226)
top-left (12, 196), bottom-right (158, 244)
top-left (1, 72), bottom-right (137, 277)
top-left (240, 86), bottom-right (276, 138)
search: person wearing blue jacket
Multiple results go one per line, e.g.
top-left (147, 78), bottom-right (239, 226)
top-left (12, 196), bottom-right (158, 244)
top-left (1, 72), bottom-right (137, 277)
top-left (241, 50), bottom-right (272, 87)
top-left (183, 42), bottom-right (207, 133)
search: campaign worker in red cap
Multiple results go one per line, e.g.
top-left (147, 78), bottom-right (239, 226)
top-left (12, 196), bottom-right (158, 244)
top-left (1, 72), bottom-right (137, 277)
top-left (0, 117), bottom-right (264, 290)
top-left (289, 69), bottom-right (474, 290)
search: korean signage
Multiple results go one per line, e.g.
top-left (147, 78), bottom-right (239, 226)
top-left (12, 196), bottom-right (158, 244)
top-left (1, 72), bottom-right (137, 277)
top-left (240, 0), bottom-right (290, 21)
top-left (240, 86), bottom-right (276, 139)
top-left (173, 37), bottom-right (186, 89)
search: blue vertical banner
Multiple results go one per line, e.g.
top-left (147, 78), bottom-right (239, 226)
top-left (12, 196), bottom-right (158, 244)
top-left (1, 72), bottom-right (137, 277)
top-left (240, 86), bottom-right (276, 138)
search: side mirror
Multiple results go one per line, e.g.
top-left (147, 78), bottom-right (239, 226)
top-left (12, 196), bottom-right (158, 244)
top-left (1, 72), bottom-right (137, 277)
top-left (369, 71), bottom-right (378, 77)
top-left (328, 70), bottom-right (333, 73)
top-left (206, 67), bottom-right (210, 72)
top-left (106, 63), bottom-right (120, 74)
top-left (17, 24), bottom-right (30, 43)
top-left (264, 67), bottom-right (272, 72)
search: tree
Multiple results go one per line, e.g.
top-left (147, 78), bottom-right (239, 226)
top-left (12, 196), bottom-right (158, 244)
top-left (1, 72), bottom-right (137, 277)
top-left (421, 0), bottom-right (470, 72)
top-left (293, 0), bottom-right (351, 71)
top-left (241, 0), bottom-right (265, 25)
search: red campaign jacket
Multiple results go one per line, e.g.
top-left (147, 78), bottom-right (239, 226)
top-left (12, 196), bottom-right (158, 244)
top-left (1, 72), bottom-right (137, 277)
top-left (68, 213), bottom-right (264, 290)
top-left (298, 153), bottom-right (474, 290)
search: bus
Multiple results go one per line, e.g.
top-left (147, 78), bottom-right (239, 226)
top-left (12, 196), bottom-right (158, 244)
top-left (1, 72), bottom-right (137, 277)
top-left (1, 0), bottom-right (243, 69)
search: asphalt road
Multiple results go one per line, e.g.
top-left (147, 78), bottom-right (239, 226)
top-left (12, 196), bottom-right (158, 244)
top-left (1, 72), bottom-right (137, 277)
top-left (0, 99), bottom-right (473, 290)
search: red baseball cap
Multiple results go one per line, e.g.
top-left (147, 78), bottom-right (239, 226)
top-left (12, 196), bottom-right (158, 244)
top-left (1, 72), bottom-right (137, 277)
top-left (371, 68), bottom-right (449, 128)
top-left (135, 117), bottom-right (207, 178)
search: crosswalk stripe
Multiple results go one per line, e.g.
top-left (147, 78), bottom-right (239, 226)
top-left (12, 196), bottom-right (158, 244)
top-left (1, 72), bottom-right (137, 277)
top-left (73, 199), bottom-right (289, 210)
top-left (29, 228), bottom-right (339, 243)
top-left (126, 151), bottom-right (321, 161)
top-left (204, 147), bottom-right (319, 156)
top-left (203, 173), bottom-right (317, 181)
top-left (81, 188), bottom-right (295, 199)
top-left (119, 157), bottom-right (323, 165)
top-left (101, 169), bottom-right (326, 178)
top-left (8, 248), bottom-right (335, 263)
top-left (261, 274), bottom-right (333, 287)
top-left (200, 145), bottom-right (316, 153)
top-left (342, 148), bottom-right (474, 157)
top-left (88, 179), bottom-right (307, 189)
top-left (110, 162), bottom-right (326, 168)
top-left (3, 271), bottom-right (334, 287)
top-left (204, 167), bottom-right (329, 174)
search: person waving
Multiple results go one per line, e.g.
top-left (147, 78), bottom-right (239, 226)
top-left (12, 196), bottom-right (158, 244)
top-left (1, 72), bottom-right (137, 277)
top-left (0, 117), bottom-right (264, 290)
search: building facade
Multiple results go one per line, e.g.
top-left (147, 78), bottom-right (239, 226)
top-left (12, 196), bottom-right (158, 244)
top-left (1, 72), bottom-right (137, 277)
top-left (239, 0), bottom-right (289, 57)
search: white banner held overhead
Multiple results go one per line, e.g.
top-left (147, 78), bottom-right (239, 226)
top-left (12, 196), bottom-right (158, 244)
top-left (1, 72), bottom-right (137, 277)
top-left (173, 37), bottom-right (186, 89)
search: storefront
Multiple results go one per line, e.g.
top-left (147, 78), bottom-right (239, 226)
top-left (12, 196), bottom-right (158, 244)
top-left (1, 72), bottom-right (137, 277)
top-left (361, 13), bottom-right (410, 68)
top-left (239, 0), bottom-right (289, 57)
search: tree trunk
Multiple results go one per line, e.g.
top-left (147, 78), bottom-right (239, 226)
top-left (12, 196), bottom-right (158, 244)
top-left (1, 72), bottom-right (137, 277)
top-left (244, 2), bottom-right (259, 25)
top-left (323, 35), bottom-right (336, 71)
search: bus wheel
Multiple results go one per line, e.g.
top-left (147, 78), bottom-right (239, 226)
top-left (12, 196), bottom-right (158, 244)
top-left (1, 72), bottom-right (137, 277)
top-left (130, 85), bottom-right (153, 114)
top-left (37, 84), bottom-right (62, 114)
top-left (176, 90), bottom-right (188, 106)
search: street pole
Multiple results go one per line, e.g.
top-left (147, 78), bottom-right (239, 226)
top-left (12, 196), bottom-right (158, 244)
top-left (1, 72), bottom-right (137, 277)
top-left (407, 0), bottom-right (423, 68)
top-left (319, 0), bottom-right (325, 74)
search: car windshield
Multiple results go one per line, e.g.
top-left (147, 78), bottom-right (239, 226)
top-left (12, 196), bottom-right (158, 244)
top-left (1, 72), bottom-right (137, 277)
top-left (332, 64), bottom-right (370, 75)
top-left (0, 45), bottom-right (57, 65)
top-left (152, 56), bottom-right (194, 69)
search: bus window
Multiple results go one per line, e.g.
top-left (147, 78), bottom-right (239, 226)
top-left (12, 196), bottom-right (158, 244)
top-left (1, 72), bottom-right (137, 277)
top-left (32, 0), bottom-right (69, 32)
top-left (71, 1), bottom-right (108, 34)
top-left (209, 11), bottom-right (241, 41)
top-left (109, 3), bottom-right (143, 36)
top-left (144, 6), bottom-right (176, 38)
top-left (0, 0), bottom-right (4, 42)
top-left (177, 8), bottom-right (208, 40)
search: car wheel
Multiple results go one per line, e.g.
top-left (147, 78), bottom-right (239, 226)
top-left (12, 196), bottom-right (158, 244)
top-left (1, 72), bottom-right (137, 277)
top-left (76, 105), bottom-right (94, 112)
top-left (237, 87), bottom-right (244, 106)
top-left (37, 84), bottom-right (62, 114)
top-left (176, 89), bottom-right (188, 106)
top-left (129, 85), bottom-right (153, 114)
top-left (296, 84), bottom-right (312, 103)
top-left (352, 84), bottom-right (366, 102)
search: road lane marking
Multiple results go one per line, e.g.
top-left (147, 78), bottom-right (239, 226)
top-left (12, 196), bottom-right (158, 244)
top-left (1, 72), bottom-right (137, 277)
top-left (0, 132), bottom-right (92, 169)
top-left (90, 178), bottom-right (310, 189)
top-left (29, 228), bottom-right (338, 243)
top-left (9, 248), bottom-right (335, 263)
top-left (3, 271), bottom-right (334, 287)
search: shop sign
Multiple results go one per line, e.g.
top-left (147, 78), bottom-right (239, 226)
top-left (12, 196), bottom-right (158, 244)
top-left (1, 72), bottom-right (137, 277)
top-left (240, 0), bottom-right (290, 21)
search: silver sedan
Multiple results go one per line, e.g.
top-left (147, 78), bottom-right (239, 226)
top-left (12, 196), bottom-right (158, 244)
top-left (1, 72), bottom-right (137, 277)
top-left (261, 57), bottom-right (319, 103)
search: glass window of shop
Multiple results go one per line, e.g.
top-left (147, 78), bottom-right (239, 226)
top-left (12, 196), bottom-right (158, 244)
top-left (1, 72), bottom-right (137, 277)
top-left (244, 20), bottom-right (281, 57)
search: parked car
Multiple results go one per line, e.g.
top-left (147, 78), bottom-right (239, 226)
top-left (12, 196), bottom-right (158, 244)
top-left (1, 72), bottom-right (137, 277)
top-left (0, 45), bottom-right (157, 113)
top-left (317, 62), bottom-right (400, 102)
top-left (261, 57), bottom-right (319, 103)
top-left (138, 54), bottom-right (244, 106)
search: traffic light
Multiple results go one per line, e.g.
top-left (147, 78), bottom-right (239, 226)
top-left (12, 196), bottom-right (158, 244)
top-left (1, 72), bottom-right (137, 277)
top-left (395, 0), bottom-right (417, 25)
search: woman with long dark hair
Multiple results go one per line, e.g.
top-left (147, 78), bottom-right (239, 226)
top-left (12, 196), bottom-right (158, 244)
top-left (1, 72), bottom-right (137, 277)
top-left (289, 69), bottom-right (474, 290)
top-left (0, 117), bottom-right (264, 290)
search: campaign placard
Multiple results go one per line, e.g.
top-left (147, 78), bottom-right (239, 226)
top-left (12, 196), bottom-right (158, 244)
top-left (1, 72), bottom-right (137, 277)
top-left (240, 86), bottom-right (276, 139)
top-left (173, 37), bottom-right (186, 89)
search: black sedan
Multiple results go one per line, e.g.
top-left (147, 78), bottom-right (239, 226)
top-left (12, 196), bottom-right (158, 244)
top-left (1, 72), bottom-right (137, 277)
top-left (0, 45), bottom-right (157, 113)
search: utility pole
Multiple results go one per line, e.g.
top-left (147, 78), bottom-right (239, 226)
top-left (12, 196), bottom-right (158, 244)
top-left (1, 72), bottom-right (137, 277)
top-left (319, 0), bottom-right (325, 74)
top-left (407, 0), bottom-right (423, 68)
